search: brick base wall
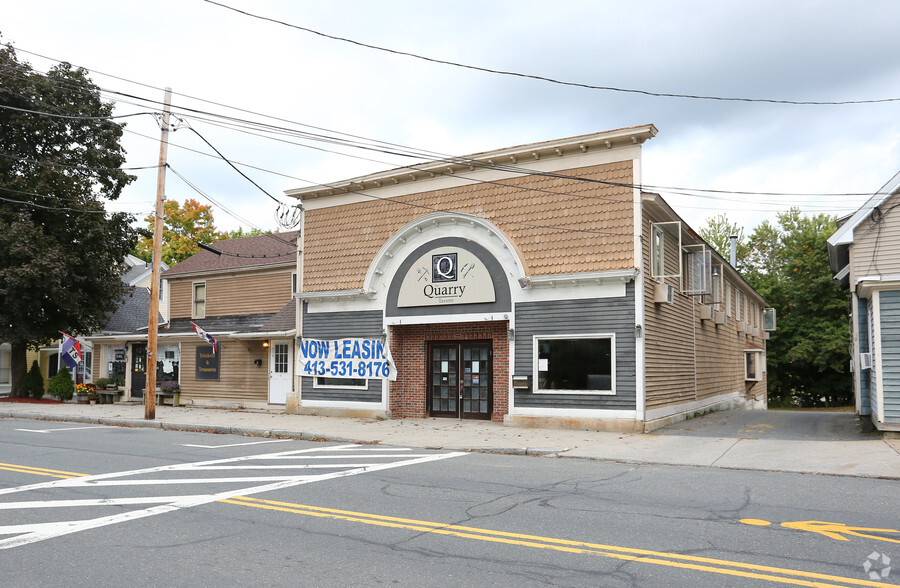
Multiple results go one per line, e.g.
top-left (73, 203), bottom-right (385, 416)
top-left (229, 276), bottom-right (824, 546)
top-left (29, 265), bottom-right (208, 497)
top-left (389, 321), bottom-right (509, 423)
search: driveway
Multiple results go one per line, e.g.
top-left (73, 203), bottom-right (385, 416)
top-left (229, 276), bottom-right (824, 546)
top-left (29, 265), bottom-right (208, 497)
top-left (656, 408), bottom-right (871, 441)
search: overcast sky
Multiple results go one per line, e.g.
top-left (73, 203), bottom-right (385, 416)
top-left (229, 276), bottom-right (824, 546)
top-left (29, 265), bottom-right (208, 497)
top-left (4, 1), bottom-right (900, 236)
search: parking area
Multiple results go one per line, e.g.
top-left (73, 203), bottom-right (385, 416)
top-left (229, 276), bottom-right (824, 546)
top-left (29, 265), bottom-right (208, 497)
top-left (657, 408), bottom-right (872, 441)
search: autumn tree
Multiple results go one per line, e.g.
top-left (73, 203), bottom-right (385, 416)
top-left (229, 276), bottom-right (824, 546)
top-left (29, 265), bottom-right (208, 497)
top-left (133, 198), bottom-right (226, 265)
top-left (0, 43), bottom-right (137, 395)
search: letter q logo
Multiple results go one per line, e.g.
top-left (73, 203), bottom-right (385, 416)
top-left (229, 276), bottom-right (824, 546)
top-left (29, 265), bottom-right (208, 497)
top-left (432, 253), bottom-right (457, 283)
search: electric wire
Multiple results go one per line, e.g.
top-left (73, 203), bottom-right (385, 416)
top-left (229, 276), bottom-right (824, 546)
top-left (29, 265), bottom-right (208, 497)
top-left (6, 44), bottom-right (892, 203)
top-left (2, 44), bottom-right (876, 229)
top-left (202, 0), bottom-right (900, 106)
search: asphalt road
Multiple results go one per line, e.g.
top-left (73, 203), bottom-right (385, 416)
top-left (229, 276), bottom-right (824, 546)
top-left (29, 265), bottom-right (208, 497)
top-left (1, 418), bottom-right (897, 587)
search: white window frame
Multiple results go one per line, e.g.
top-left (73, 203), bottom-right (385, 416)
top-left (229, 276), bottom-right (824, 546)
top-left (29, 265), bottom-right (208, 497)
top-left (745, 349), bottom-right (765, 381)
top-left (192, 281), bottom-right (206, 319)
top-left (763, 307), bottom-right (777, 331)
top-left (705, 263), bottom-right (724, 306)
top-left (313, 377), bottom-right (369, 390)
top-left (682, 244), bottom-right (712, 295)
top-left (532, 333), bottom-right (616, 396)
top-left (650, 221), bottom-right (682, 280)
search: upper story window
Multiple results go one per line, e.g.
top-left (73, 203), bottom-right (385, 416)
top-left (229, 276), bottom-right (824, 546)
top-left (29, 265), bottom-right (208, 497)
top-left (652, 226), bottom-right (665, 280)
top-left (193, 282), bottom-right (206, 319)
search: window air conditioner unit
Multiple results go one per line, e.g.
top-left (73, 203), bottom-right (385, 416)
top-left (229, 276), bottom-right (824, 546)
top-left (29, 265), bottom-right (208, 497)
top-left (859, 352), bottom-right (873, 370)
top-left (714, 310), bottom-right (727, 325)
top-left (744, 322), bottom-right (753, 334)
top-left (699, 305), bottom-right (714, 321)
top-left (752, 326), bottom-right (761, 337)
top-left (654, 283), bottom-right (675, 304)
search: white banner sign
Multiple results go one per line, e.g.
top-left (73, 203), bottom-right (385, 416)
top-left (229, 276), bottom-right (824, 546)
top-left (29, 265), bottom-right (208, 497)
top-left (297, 338), bottom-right (397, 381)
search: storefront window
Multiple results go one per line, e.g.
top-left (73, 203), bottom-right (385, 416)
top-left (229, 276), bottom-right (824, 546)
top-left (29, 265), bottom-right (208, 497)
top-left (535, 335), bottom-right (614, 394)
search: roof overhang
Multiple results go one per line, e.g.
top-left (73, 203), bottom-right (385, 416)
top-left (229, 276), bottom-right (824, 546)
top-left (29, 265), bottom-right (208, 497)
top-left (285, 125), bottom-right (658, 202)
top-left (230, 330), bottom-right (296, 340)
top-left (856, 274), bottom-right (900, 298)
top-left (827, 169), bottom-right (900, 266)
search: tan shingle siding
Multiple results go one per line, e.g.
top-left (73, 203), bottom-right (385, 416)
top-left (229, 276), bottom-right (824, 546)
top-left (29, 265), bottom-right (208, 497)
top-left (303, 161), bottom-right (635, 291)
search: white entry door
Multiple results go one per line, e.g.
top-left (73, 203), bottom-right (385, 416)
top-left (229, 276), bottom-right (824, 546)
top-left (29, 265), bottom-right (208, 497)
top-left (268, 340), bottom-right (292, 405)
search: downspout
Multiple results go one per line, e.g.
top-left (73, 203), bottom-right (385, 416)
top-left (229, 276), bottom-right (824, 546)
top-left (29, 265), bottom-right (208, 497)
top-left (633, 159), bottom-right (646, 426)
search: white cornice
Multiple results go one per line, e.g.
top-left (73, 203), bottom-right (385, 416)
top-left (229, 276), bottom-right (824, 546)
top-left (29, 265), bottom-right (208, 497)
top-left (285, 126), bottom-right (657, 209)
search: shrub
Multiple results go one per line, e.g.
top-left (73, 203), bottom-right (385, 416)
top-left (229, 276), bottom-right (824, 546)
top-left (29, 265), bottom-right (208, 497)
top-left (22, 361), bottom-right (45, 399)
top-left (47, 367), bottom-right (75, 401)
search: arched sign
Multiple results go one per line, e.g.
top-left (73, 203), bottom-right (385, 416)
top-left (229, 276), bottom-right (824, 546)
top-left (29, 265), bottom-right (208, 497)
top-left (397, 248), bottom-right (495, 308)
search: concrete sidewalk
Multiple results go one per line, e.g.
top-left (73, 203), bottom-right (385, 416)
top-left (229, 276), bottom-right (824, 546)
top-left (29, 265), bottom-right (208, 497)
top-left (2, 401), bottom-right (899, 480)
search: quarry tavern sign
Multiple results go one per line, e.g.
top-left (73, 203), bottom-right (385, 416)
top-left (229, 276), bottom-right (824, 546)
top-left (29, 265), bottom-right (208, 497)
top-left (397, 248), bottom-right (495, 308)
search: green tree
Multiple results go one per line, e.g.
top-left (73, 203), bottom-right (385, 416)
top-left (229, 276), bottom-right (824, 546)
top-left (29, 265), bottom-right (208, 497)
top-left (226, 226), bottom-right (272, 239)
top-left (0, 43), bottom-right (137, 396)
top-left (133, 198), bottom-right (226, 265)
top-left (699, 213), bottom-right (749, 271)
top-left (22, 360), bottom-right (44, 399)
top-left (47, 366), bottom-right (74, 401)
top-left (705, 209), bottom-right (850, 407)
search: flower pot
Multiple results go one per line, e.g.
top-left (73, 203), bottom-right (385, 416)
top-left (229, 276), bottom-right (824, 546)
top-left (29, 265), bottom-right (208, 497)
top-left (76, 394), bottom-right (90, 404)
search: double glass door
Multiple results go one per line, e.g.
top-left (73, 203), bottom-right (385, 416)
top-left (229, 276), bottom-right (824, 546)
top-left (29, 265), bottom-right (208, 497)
top-left (428, 342), bottom-right (492, 420)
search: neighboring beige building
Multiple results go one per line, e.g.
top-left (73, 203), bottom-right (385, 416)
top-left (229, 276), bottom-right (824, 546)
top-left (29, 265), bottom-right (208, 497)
top-left (88, 234), bottom-right (297, 407)
top-left (286, 126), bottom-right (771, 431)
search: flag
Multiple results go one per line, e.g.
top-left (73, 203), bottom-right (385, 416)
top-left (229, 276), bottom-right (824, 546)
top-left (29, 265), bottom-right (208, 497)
top-left (191, 322), bottom-right (218, 354)
top-left (59, 332), bottom-right (82, 369)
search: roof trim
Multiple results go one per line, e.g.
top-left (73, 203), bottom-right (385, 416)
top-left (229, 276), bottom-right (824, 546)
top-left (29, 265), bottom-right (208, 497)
top-left (828, 169), bottom-right (900, 248)
top-left (285, 125), bottom-right (657, 201)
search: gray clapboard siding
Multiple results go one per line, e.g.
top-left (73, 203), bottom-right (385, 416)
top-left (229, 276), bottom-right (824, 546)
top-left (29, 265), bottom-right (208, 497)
top-left (301, 307), bottom-right (383, 403)
top-left (880, 290), bottom-right (900, 423)
top-left (858, 297), bottom-right (872, 415)
top-left (514, 284), bottom-right (636, 410)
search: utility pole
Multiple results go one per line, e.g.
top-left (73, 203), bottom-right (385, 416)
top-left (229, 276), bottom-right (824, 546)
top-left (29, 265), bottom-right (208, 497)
top-left (146, 88), bottom-right (171, 420)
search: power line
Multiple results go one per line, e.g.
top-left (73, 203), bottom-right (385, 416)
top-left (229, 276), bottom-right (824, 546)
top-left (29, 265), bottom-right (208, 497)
top-left (0, 101), bottom-right (151, 121)
top-left (9, 42), bottom-right (894, 204)
top-left (202, 0), bottom-right (900, 107)
top-left (0, 188), bottom-right (132, 214)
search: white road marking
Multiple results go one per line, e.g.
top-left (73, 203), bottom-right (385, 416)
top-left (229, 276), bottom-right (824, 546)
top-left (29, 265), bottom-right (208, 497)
top-left (0, 445), bottom-right (466, 550)
top-left (182, 439), bottom-right (293, 449)
top-left (15, 426), bottom-right (111, 434)
top-left (257, 453), bottom-right (428, 460)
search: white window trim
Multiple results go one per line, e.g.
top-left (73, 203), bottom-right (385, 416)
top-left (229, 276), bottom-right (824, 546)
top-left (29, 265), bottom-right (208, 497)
top-left (650, 221), bottom-right (682, 280)
top-left (744, 349), bottom-right (765, 381)
top-left (652, 226), bottom-right (665, 280)
top-left (192, 281), bottom-right (207, 319)
top-left (313, 377), bottom-right (369, 390)
top-left (532, 333), bottom-right (616, 396)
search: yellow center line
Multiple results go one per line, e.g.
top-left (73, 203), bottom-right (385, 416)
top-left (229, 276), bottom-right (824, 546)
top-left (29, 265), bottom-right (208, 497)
top-left (221, 496), bottom-right (896, 588)
top-left (0, 462), bottom-right (88, 479)
top-left (3, 464), bottom-right (893, 586)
